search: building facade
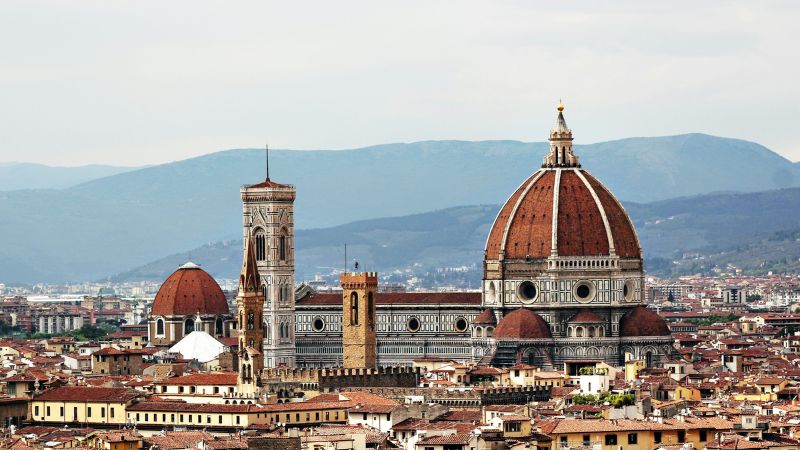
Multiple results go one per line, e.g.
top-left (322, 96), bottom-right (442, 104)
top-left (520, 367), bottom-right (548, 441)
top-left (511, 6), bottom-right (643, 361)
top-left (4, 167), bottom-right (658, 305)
top-left (147, 262), bottom-right (232, 347)
top-left (295, 291), bottom-right (481, 367)
top-left (241, 177), bottom-right (297, 368)
top-left (480, 102), bottom-right (672, 367)
top-left (292, 104), bottom-right (672, 369)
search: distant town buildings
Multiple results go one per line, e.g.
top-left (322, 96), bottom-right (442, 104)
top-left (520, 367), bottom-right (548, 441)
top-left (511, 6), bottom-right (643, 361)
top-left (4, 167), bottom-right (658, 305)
top-left (5, 104), bottom-right (800, 449)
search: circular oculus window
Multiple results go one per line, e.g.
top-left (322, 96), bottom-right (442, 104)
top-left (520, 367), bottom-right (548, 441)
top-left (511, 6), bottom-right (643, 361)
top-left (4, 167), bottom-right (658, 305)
top-left (517, 281), bottom-right (539, 303)
top-left (408, 317), bottom-right (421, 332)
top-left (623, 279), bottom-right (635, 301)
top-left (312, 317), bottom-right (325, 332)
top-left (454, 317), bottom-right (469, 333)
top-left (573, 281), bottom-right (596, 303)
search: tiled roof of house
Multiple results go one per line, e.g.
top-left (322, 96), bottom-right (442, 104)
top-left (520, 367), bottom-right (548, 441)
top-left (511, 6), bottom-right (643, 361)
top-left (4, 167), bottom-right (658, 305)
top-left (33, 386), bottom-right (141, 403)
top-left (155, 372), bottom-right (238, 386)
top-left (418, 433), bottom-right (473, 445)
top-left (297, 292), bottom-right (481, 306)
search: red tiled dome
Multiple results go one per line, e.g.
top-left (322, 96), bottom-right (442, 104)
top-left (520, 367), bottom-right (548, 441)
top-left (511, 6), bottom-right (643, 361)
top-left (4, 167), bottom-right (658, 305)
top-left (494, 308), bottom-right (552, 340)
top-left (472, 309), bottom-right (497, 325)
top-left (568, 310), bottom-right (605, 323)
top-left (485, 169), bottom-right (640, 260)
top-left (619, 306), bottom-right (671, 337)
top-left (151, 263), bottom-right (229, 317)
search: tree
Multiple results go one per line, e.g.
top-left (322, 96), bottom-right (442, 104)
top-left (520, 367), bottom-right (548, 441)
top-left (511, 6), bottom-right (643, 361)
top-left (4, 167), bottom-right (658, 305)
top-left (572, 394), bottom-right (598, 405)
top-left (746, 294), bottom-right (762, 302)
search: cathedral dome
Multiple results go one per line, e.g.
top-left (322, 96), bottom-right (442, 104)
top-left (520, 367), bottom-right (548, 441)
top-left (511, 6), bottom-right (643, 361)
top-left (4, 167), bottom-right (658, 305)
top-left (619, 306), bottom-right (671, 337)
top-left (151, 262), bottom-right (229, 317)
top-left (494, 308), bottom-right (552, 340)
top-left (485, 104), bottom-right (640, 261)
top-left (485, 169), bottom-right (640, 260)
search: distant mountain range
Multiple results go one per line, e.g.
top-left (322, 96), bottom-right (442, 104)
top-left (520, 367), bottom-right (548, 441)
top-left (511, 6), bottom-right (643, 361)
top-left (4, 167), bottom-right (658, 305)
top-left (114, 187), bottom-right (800, 282)
top-left (0, 162), bottom-right (139, 190)
top-left (1, 133), bottom-right (799, 284)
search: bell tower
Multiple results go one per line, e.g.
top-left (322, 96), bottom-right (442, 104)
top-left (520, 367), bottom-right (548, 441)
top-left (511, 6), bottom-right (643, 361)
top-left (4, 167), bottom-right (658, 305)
top-left (341, 272), bottom-right (377, 369)
top-left (241, 172), bottom-right (296, 368)
top-left (237, 237), bottom-right (264, 396)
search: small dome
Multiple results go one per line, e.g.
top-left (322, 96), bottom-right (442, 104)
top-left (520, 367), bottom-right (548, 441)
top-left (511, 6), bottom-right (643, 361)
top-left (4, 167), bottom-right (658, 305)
top-left (620, 306), bottom-right (671, 337)
top-left (472, 309), bottom-right (497, 325)
top-left (151, 263), bottom-right (229, 317)
top-left (568, 310), bottom-right (605, 323)
top-left (494, 308), bottom-right (552, 340)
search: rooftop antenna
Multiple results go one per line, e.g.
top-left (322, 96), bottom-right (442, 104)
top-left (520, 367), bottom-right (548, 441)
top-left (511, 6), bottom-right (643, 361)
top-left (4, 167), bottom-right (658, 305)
top-left (265, 143), bottom-right (270, 180)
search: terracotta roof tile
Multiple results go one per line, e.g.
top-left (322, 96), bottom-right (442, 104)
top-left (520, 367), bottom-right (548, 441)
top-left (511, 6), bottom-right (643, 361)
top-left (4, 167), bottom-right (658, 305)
top-left (486, 172), bottom-right (544, 259)
top-left (472, 309), bottom-right (497, 325)
top-left (245, 178), bottom-right (291, 189)
top-left (494, 308), bottom-right (552, 340)
top-left (486, 168), bottom-right (641, 260)
top-left (34, 386), bottom-right (141, 403)
top-left (297, 292), bottom-right (480, 306)
top-left (151, 266), bottom-right (229, 316)
top-left (620, 306), bottom-right (671, 337)
top-left (568, 310), bottom-right (605, 323)
top-left (155, 372), bottom-right (238, 386)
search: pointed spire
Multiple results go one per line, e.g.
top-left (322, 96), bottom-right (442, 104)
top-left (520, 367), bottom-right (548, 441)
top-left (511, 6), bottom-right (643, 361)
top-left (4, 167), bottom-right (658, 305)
top-left (542, 100), bottom-right (580, 168)
top-left (240, 237), bottom-right (261, 293)
top-left (554, 100), bottom-right (570, 134)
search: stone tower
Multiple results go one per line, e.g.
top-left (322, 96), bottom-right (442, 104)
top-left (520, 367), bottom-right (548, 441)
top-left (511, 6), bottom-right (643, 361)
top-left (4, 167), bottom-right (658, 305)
top-left (237, 237), bottom-right (264, 396)
top-left (241, 176), bottom-right (296, 368)
top-left (340, 272), bottom-right (377, 369)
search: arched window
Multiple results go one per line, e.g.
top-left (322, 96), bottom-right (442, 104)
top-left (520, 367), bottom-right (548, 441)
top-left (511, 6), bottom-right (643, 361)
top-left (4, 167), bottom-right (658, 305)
top-left (262, 285), bottom-right (269, 304)
top-left (215, 317), bottom-right (223, 336)
top-left (645, 351), bottom-right (654, 368)
top-left (486, 327), bottom-right (494, 338)
top-left (247, 312), bottom-right (255, 330)
top-left (576, 327), bottom-right (584, 338)
top-left (279, 229), bottom-right (288, 261)
top-left (184, 319), bottom-right (195, 334)
top-left (350, 293), bottom-right (359, 325)
top-left (254, 228), bottom-right (266, 261)
top-left (156, 318), bottom-right (165, 336)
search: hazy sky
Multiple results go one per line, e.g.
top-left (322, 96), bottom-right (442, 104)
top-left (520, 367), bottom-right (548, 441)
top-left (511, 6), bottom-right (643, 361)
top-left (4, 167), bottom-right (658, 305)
top-left (1, 1), bottom-right (799, 166)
